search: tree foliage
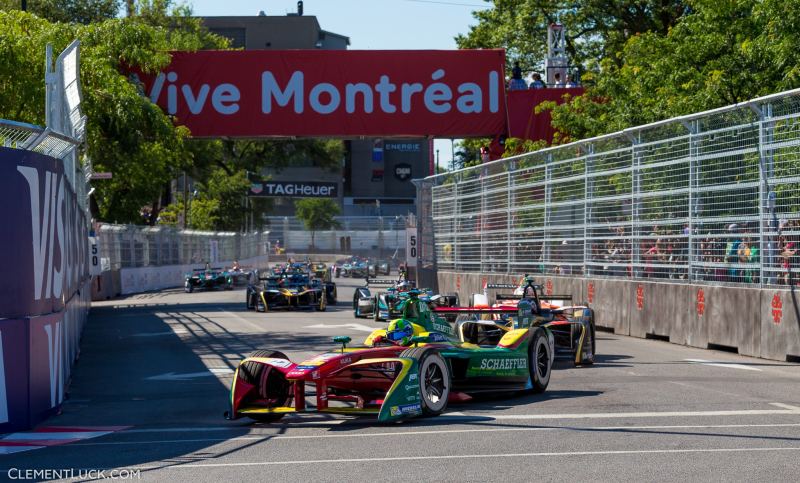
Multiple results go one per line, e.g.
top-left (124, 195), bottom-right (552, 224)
top-left (294, 198), bottom-right (341, 251)
top-left (0, 0), bottom-right (119, 24)
top-left (457, 0), bottom-right (687, 74)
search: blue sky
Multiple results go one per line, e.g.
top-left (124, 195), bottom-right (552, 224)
top-left (188, 0), bottom-right (492, 167)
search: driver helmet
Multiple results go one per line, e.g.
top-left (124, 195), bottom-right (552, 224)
top-left (386, 319), bottom-right (414, 345)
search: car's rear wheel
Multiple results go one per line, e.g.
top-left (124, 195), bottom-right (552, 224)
top-left (239, 350), bottom-right (291, 423)
top-left (400, 347), bottom-right (451, 417)
top-left (528, 328), bottom-right (552, 393)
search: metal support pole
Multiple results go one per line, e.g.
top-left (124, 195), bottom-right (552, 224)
top-left (584, 145), bottom-right (594, 277)
top-left (631, 133), bottom-right (642, 278)
top-left (507, 168), bottom-right (514, 274)
top-left (686, 120), bottom-right (698, 282)
top-left (758, 102), bottom-right (775, 286)
top-left (543, 155), bottom-right (553, 272)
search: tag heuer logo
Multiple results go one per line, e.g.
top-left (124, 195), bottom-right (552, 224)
top-left (395, 163), bottom-right (412, 181)
top-left (250, 183), bottom-right (263, 194)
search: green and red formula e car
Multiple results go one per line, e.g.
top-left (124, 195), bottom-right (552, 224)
top-left (225, 290), bottom-right (555, 423)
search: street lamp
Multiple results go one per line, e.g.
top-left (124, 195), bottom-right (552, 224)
top-left (436, 149), bottom-right (440, 174)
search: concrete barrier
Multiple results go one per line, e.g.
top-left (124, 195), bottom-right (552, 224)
top-left (436, 269), bottom-right (799, 362)
top-left (118, 254), bottom-right (269, 295)
top-left (760, 289), bottom-right (800, 361)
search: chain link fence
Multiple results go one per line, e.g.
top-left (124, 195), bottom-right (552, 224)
top-left (98, 224), bottom-right (270, 269)
top-left (426, 88), bottom-right (800, 288)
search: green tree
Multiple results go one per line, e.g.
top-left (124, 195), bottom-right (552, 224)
top-left (0, 0), bottom-right (119, 24)
top-left (0, 9), bottom-right (228, 224)
top-left (294, 198), bottom-right (341, 252)
top-left (456, 0), bottom-right (688, 74)
top-left (549, 0), bottom-right (800, 140)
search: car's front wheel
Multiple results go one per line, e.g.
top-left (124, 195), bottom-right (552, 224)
top-left (400, 347), bottom-right (451, 417)
top-left (239, 350), bottom-right (291, 423)
top-left (528, 328), bottom-right (552, 393)
top-left (185, 280), bottom-right (193, 293)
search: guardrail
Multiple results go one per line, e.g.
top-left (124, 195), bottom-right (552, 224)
top-left (425, 88), bottom-right (800, 288)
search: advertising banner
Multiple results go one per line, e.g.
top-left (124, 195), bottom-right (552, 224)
top-left (0, 148), bottom-right (90, 319)
top-left (0, 319), bottom-right (30, 432)
top-left (137, 49), bottom-right (507, 138)
top-left (248, 180), bottom-right (338, 198)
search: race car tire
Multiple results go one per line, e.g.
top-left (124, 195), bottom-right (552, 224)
top-left (246, 291), bottom-right (254, 310)
top-left (528, 328), bottom-right (552, 393)
top-left (315, 292), bottom-right (327, 311)
top-left (373, 303), bottom-right (380, 321)
top-left (185, 280), bottom-right (193, 293)
top-left (256, 295), bottom-right (268, 313)
top-left (576, 320), bottom-right (596, 366)
top-left (400, 347), bottom-right (451, 417)
top-left (240, 350), bottom-right (291, 423)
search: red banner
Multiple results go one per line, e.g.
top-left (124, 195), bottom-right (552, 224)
top-left (506, 88), bottom-right (584, 143)
top-left (138, 50), bottom-right (507, 138)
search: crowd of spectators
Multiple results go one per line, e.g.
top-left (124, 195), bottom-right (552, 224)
top-left (508, 61), bottom-right (579, 91)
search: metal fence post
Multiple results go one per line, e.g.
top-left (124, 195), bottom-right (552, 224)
top-left (584, 144), bottom-right (594, 276)
top-left (507, 168), bottom-right (514, 274)
top-left (684, 119), bottom-right (698, 282)
top-left (543, 154), bottom-right (553, 271)
top-left (757, 101), bottom-right (775, 286)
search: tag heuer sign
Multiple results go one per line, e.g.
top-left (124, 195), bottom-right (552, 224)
top-left (394, 163), bottom-right (412, 181)
top-left (248, 181), bottom-right (338, 198)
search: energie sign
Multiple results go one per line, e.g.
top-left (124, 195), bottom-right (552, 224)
top-left (138, 50), bottom-right (507, 138)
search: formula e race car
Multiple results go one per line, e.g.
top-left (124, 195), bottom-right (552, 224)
top-left (353, 279), bottom-right (412, 320)
top-left (184, 267), bottom-right (233, 292)
top-left (246, 271), bottom-right (328, 311)
top-left (471, 277), bottom-right (595, 366)
top-left (226, 290), bottom-right (554, 423)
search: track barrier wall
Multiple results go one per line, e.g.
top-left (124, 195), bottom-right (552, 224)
top-left (0, 146), bottom-right (90, 432)
top-left (437, 271), bottom-right (798, 361)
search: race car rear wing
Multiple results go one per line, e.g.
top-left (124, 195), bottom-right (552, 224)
top-left (193, 267), bottom-right (224, 272)
top-left (432, 307), bottom-right (518, 314)
top-left (484, 283), bottom-right (519, 289)
top-left (366, 279), bottom-right (414, 287)
top-left (496, 294), bottom-right (573, 302)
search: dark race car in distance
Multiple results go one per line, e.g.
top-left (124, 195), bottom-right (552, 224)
top-left (246, 271), bottom-right (327, 312)
top-left (184, 267), bottom-right (233, 293)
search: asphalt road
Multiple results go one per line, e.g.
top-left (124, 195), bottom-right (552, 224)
top-left (3, 276), bottom-right (800, 482)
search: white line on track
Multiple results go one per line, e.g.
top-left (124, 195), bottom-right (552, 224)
top-left (142, 447), bottom-right (800, 468)
top-left (444, 403), bottom-right (800, 420)
top-left (68, 422), bottom-right (800, 447)
top-left (684, 358), bottom-right (763, 371)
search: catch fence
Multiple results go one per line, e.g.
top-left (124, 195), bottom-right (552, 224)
top-left (426, 89), bottom-right (800, 287)
top-left (98, 224), bottom-right (270, 269)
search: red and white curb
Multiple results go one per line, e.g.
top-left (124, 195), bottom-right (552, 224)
top-left (0, 426), bottom-right (130, 455)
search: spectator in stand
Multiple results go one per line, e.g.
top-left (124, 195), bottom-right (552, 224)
top-left (565, 74), bottom-right (578, 88)
top-left (529, 73), bottom-right (546, 89)
top-left (724, 224), bottom-right (742, 282)
top-left (780, 235), bottom-right (796, 285)
top-left (509, 61), bottom-right (528, 91)
top-left (552, 72), bottom-right (564, 87)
